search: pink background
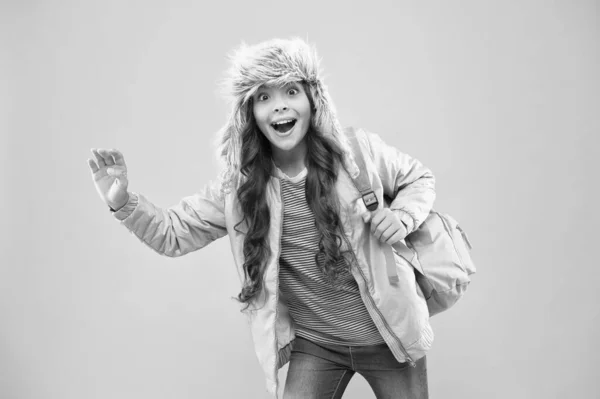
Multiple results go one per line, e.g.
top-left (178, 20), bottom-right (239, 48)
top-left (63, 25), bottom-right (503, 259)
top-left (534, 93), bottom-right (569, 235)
top-left (3, 1), bottom-right (598, 398)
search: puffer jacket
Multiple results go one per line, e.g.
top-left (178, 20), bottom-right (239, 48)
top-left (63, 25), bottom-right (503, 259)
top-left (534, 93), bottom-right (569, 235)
top-left (112, 128), bottom-right (436, 398)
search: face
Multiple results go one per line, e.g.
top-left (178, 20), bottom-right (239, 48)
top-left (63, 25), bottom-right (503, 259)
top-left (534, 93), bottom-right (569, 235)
top-left (252, 82), bottom-right (312, 160)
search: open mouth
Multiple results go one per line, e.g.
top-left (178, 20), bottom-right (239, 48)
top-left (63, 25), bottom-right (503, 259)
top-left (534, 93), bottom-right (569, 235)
top-left (271, 119), bottom-right (297, 134)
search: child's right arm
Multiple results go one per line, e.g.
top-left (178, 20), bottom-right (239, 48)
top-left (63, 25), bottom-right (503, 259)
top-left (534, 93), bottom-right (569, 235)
top-left (88, 148), bottom-right (228, 257)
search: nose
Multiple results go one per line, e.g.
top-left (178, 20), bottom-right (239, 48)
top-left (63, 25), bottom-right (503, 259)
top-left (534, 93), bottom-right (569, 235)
top-left (273, 95), bottom-right (288, 113)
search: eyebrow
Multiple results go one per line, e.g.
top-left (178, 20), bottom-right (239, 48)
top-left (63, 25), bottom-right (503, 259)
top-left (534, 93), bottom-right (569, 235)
top-left (284, 82), bottom-right (301, 89)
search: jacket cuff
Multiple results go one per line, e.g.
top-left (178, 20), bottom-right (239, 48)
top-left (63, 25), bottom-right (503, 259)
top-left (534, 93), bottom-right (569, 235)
top-left (111, 192), bottom-right (139, 221)
top-left (393, 209), bottom-right (415, 234)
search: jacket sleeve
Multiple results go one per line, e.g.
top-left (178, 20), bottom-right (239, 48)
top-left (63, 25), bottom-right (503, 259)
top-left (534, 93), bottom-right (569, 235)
top-left (363, 130), bottom-right (436, 234)
top-left (111, 180), bottom-right (228, 257)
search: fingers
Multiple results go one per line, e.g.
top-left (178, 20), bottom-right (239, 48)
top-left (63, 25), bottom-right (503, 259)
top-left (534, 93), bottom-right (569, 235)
top-left (91, 149), bottom-right (106, 168)
top-left (370, 210), bottom-right (391, 236)
top-left (89, 148), bottom-right (126, 171)
top-left (384, 226), bottom-right (407, 245)
top-left (110, 149), bottom-right (126, 167)
top-left (90, 148), bottom-right (121, 166)
top-left (377, 222), bottom-right (407, 245)
top-left (87, 158), bottom-right (99, 173)
top-left (374, 219), bottom-right (394, 241)
top-left (97, 149), bottom-right (115, 166)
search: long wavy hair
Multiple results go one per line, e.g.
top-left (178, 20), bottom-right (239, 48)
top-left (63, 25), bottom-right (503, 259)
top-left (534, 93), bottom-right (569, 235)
top-left (234, 82), bottom-right (354, 312)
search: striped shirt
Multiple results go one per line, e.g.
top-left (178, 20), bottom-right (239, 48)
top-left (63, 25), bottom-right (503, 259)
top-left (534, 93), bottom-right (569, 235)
top-left (277, 167), bottom-right (385, 346)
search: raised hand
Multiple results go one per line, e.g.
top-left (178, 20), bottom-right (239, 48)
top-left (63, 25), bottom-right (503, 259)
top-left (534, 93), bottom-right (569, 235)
top-left (87, 148), bottom-right (130, 211)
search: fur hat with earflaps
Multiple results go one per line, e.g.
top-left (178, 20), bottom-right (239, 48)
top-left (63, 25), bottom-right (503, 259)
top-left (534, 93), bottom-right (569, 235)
top-left (216, 37), bottom-right (359, 194)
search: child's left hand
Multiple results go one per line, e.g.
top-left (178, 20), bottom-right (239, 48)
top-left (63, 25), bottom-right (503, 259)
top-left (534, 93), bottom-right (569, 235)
top-left (362, 209), bottom-right (408, 245)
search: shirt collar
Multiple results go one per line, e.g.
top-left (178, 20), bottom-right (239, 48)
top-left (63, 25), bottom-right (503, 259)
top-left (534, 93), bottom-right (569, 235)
top-left (272, 161), bottom-right (308, 182)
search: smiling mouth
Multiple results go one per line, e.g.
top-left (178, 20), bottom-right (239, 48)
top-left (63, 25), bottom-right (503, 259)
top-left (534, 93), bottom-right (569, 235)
top-left (271, 119), bottom-right (297, 134)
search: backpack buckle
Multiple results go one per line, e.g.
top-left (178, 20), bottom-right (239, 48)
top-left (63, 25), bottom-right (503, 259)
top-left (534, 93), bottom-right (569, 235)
top-left (362, 192), bottom-right (379, 211)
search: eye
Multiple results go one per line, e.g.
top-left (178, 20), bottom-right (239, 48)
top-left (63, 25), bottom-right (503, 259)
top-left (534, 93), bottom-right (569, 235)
top-left (257, 93), bottom-right (269, 101)
top-left (287, 88), bottom-right (299, 96)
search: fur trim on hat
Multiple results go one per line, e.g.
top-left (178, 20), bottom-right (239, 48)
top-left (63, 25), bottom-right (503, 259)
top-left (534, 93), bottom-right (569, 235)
top-left (215, 37), bottom-right (358, 194)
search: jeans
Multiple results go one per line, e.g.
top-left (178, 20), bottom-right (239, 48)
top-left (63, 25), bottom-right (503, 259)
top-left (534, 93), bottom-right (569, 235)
top-left (283, 336), bottom-right (428, 399)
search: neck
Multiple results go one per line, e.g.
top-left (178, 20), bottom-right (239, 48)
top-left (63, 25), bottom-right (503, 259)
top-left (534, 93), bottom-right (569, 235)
top-left (271, 142), bottom-right (307, 178)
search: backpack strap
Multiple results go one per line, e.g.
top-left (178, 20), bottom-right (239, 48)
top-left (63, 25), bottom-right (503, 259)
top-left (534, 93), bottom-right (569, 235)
top-left (344, 127), bottom-right (379, 211)
top-left (344, 127), bottom-right (399, 284)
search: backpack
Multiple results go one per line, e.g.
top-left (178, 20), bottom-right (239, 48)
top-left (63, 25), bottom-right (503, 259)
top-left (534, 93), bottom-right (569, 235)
top-left (345, 127), bottom-right (476, 316)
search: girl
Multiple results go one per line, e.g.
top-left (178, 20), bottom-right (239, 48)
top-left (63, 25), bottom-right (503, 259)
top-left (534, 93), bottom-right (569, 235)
top-left (88, 38), bottom-right (436, 399)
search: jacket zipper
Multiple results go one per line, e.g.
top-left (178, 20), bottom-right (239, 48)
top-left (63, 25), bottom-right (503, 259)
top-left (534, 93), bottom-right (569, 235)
top-left (353, 259), bottom-right (416, 367)
top-left (273, 179), bottom-right (284, 397)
